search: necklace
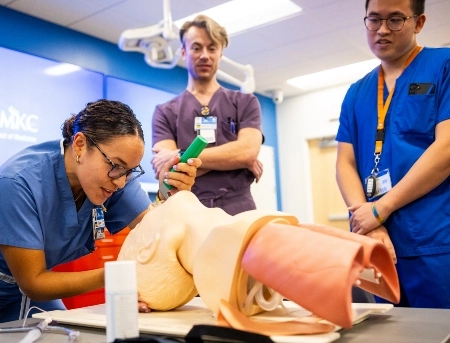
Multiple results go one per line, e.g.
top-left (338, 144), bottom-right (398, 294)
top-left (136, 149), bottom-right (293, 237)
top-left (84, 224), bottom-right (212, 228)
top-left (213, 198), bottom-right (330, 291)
top-left (200, 105), bottom-right (210, 116)
top-left (74, 189), bottom-right (84, 202)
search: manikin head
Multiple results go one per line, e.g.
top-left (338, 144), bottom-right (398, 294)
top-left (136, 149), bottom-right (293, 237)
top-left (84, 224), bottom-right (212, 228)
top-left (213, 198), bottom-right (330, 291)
top-left (118, 191), bottom-right (298, 311)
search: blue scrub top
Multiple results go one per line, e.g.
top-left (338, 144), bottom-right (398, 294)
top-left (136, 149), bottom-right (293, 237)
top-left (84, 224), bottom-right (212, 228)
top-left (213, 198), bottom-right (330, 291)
top-left (337, 47), bottom-right (450, 257)
top-left (0, 140), bottom-right (151, 277)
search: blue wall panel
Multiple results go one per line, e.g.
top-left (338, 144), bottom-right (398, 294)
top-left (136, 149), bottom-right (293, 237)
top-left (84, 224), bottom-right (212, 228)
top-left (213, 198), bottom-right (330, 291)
top-left (0, 5), bottom-right (282, 209)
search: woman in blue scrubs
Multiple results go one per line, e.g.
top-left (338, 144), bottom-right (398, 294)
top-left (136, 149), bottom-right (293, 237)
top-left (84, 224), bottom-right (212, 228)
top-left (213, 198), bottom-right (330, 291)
top-left (0, 99), bottom-right (201, 323)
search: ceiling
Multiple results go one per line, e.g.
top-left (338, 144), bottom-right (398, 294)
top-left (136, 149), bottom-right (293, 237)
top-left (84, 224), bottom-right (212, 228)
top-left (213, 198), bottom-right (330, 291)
top-left (1, 0), bottom-right (449, 100)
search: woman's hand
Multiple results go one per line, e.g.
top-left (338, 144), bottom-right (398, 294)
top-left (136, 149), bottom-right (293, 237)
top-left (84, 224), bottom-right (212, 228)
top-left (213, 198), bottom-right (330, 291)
top-left (159, 155), bottom-right (202, 197)
top-left (138, 300), bottom-right (151, 313)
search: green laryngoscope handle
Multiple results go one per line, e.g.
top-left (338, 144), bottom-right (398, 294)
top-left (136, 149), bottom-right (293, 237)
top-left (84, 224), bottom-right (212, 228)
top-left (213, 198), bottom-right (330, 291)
top-left (162, 135), bottom-right (208, 191)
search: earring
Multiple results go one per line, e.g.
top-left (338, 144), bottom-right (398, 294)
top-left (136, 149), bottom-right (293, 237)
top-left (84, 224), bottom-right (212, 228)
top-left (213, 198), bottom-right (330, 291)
top-left (76, 155), bottom-right (79, 163)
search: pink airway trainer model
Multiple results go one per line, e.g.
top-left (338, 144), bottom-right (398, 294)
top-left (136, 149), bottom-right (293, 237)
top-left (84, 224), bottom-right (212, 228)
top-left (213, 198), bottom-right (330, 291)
top-left (118, 190), bottom-right (399, 334)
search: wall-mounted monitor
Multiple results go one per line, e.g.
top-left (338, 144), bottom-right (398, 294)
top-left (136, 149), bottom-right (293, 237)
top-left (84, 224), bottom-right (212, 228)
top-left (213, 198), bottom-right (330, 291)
top-left (0, 46), bottom-right (104, 165)
top-left (106, 76), bottom-right (176, 190)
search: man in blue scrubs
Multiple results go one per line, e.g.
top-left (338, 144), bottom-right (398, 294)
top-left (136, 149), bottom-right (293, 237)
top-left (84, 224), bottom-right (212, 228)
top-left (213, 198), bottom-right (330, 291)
top-left (336, 0), bottom-right (450, 308)
top-left (0, 100), bottom-right (201, 323)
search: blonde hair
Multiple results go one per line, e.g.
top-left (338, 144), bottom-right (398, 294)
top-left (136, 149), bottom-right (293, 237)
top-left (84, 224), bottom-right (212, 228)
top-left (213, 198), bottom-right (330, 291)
top-left (179, 14), bottom-right (229, 48)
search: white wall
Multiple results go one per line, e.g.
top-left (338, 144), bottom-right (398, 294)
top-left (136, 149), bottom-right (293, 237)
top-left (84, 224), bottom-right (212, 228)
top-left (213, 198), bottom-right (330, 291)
top-left (276, 84), bottom-right (352, 222)
top-left (251, 145), bottom-right (278, 211)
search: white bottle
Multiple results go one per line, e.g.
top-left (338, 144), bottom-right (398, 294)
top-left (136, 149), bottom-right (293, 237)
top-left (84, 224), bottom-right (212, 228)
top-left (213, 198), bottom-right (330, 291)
top-left (105, 260), bottom-right (139, 342)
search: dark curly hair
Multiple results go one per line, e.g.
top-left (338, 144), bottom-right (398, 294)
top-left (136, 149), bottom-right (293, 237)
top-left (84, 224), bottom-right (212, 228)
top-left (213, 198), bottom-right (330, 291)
top-left (61, 99), bottom-right (144, 147)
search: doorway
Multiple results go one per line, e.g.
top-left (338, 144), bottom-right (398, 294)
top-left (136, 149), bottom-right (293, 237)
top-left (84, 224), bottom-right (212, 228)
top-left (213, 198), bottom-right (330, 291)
top-left (308, 137), bottom-right (349, 231)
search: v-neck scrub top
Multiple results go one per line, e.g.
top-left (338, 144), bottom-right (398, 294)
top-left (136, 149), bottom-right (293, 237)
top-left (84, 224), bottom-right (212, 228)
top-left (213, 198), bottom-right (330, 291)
top-left (336, 47), bottom-right (450, 258)
top-left (152, 87), bottom-right (262, 215)
top-left (0, 139), bottom-right (150, 285)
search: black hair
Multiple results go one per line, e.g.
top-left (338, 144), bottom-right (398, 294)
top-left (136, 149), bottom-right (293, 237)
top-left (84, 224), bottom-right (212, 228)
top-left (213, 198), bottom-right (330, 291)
top-left (365, 0), bottom-right (425, 15)
top-left (61, 99), bottom-right (144, 146)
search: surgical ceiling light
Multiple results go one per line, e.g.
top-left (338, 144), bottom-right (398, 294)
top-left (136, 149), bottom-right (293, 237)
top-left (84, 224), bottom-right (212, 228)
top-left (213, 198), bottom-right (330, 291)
top-left (118, 0), bottom-right (179, 69)
top-left (118, 0), bottom-right (260, 93)
top-left (287, 59), bottom-right (381, 91)
top-left (175, 0), bottom-right (302, 36)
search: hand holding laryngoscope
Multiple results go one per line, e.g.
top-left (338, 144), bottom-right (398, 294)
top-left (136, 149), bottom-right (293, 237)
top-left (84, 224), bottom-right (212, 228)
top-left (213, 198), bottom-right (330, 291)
top-left (159, 135), bottom-right (208, 199)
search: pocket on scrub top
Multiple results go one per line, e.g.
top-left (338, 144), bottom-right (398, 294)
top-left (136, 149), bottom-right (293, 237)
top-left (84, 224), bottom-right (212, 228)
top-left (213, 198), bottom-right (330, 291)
top-left (221, 120), bottom-right (237, 142)
top-left (392, 93), bottom-right (436, 136)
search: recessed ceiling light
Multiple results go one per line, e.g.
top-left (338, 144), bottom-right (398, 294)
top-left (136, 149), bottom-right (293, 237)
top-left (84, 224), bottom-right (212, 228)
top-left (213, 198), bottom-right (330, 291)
top-left (44, 63), bottom-right (81, 76)
top-left (287, 59), bottom-right (381, 91)
top-left (175, 0), bottom-right (302, 36)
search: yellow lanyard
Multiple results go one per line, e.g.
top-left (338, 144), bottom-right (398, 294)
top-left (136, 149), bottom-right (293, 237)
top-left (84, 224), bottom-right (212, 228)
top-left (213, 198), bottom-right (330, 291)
top-left (375, 45), bottom-right (422, 155)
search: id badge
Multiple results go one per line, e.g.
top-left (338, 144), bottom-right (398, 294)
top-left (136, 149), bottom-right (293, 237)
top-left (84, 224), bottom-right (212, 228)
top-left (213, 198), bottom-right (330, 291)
top-left (365, 169), bottom-right (392, 200)
top-left (92, 206), bottom-right (105, 240)
top-left (200, 129), bottom-right (215, 143)
top-left (195, 116), bottom-right (217, 143)
top-left (194, 116), bottom-right (217, 131)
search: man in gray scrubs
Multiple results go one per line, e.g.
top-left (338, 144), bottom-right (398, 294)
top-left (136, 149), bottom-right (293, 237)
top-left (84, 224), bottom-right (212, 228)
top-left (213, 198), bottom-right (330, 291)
top-left (152, 14), bottom-right (264, 215)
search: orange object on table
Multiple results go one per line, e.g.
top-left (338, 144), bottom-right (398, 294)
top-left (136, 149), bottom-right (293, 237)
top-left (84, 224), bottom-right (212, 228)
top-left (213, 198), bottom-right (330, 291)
top-left (52, 227), bottom-right (130, 309)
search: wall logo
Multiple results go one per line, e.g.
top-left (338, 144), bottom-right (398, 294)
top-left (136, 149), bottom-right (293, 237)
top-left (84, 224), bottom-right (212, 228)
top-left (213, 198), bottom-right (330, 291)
top-left (0, 105), bottom-right (39, 143)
